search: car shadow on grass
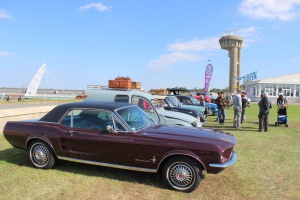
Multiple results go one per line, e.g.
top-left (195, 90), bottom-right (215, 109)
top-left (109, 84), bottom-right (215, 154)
top-left (207, 125), bottom-right (260, 132)
top-left (0, 147), bottom-right (167, 190)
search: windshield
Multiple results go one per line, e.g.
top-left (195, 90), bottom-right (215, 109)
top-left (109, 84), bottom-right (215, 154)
top-left (151, 98), bottom-right (162, 109)
top-left (116, 106), bottom-right (154, 131)
top-left (157, 99), bottom-right (168, 107)
top-left (165, 97), bottom-right (178, 107)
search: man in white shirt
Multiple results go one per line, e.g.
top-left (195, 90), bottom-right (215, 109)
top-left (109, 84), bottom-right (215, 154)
top-left (233, 90), bottom-right (243, 129)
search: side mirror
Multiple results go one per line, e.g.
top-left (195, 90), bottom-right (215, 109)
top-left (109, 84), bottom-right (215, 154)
top-left (107, 125), bottom-right (117, 133)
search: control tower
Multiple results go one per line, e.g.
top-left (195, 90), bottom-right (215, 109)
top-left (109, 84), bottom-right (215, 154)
top-left (219, 32), bottom-right (243, 93)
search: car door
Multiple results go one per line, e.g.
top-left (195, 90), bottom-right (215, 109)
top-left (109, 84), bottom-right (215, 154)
top-left (59, 109), bottom-right (134, 166)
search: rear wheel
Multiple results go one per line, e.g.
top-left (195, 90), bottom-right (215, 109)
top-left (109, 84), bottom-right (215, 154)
top-left (163, 157), bottom-right (202, 193)
top-left (28, 140), bottom-right (56, 169)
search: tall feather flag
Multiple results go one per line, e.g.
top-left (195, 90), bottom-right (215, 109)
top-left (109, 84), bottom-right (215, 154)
top-left (204, 64), bottom-right (213, 96)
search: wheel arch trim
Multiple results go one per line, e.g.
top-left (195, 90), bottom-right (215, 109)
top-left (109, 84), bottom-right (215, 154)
top-left (26, 137), bottom-right (58, 158)
top-left (157, 151), bottom-right (206, 171)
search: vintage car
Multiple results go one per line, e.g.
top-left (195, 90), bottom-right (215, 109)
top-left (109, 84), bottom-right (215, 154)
top-left (165, 88), bottom-right (216, 116)
top-left (155, 95), bottom-right (207, 123)
top-left (3, 101), bottom-right (237, 193)
top-left (176, 95), bottom-right (218, 116)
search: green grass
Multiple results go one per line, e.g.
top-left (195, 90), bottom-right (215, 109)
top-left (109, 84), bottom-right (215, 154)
top-left (0, 104), bottom-right (299, 199)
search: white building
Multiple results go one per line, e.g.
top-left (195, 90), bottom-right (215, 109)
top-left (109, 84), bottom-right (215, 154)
top-left (243, 72), bottom-right (300, 103)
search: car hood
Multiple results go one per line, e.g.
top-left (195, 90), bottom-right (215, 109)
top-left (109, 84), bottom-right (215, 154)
top-left (145, 125), bottom-right (236, 145)
top-left (181, 105), bottom-right (205, 112)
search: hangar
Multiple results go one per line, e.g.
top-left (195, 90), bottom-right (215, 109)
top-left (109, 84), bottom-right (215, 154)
top-left (243, 72), bottom-right (300, 103)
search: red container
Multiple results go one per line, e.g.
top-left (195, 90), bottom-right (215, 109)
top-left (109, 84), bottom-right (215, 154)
top-left (119, 80), bottom-right (132, 89)
top-left (108, 80), bottom-right (120, 88)
top-left (108, 79), bottom-right (132, 89)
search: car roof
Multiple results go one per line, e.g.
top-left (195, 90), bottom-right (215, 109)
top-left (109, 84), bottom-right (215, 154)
top-left (39, 101), bottom-right (134, 123)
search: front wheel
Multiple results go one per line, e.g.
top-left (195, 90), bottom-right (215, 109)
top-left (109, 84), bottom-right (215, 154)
top-left (163, 157), bottom-right (202, 193)
top-left (29, 140), bottom-right (56, 169)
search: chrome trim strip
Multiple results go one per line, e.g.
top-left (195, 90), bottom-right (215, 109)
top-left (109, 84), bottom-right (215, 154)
top-left (209, 151), bottom-right (237, 168)
top-left (57, 156), bottom-right (157, 173)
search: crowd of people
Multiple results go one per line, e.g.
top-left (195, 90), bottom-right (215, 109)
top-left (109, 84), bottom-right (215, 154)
top-left (214, 90), bottom-right (287, 132)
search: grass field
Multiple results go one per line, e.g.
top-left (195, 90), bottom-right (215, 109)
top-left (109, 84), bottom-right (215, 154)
top-left (0, 103), bottom-right (299, 200)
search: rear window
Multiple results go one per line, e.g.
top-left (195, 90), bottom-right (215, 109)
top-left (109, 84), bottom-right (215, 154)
top-left (115, 95), bottom-right (129, 103)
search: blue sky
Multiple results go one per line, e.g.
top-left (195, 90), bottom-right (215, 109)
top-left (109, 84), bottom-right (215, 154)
top-left (1, 0), bottom-right (300, 91)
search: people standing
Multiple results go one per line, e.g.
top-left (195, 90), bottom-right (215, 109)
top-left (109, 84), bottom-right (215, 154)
top-left (225, 92), bottom-right (231, 109)
top-left (258, 92), bottom-right (272, 132)
top-left (277, 93), bottom-right (284, 107)
top-left (233, 90), bottom-right (242, 129)
top-left (215, 92), bottom-right (227, 125)
top-left (241, 91), bottom-right (248, 124)
top-left (277, 93), bottom-right (287, 108)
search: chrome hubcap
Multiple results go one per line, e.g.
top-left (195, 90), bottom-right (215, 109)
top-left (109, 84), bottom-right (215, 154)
top-left (169, 164), bottom-right (193, 187)
top-left (32, 145), bottom-right (48, 165)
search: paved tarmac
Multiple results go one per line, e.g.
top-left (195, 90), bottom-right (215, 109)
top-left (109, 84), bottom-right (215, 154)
top-left (0, 102), bottom-right (60, 110)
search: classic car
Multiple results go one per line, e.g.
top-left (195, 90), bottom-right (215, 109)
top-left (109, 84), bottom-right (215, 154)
top-left (165, 88), bottom-right (216, 116)
top-left (3, 101), bottom-right (237, 193)
top-left (176, 95), bottom-right (218, 116)
top-left (155, 95), bottom-right (207, 123)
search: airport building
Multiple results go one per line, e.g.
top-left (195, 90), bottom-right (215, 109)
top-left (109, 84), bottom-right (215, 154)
top-left (243, 72), bottom-right (300, 103)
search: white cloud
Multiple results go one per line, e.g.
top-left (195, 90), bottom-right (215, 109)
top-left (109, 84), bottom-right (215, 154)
top-left (0, 52), bottom-right (14, 56)
top-left (80, 3), bottom-right (112, 12)
top-left (238, 0), bottom-right (300, 21)
top-left (147, 30), bottom-right (261, 71)
top-left (147, 52), bottom-right (200, 71)
top-left (0, 9), bottom-right (11, 19)
top-left (168, 37), bottom-right (220, 52)
top-left (237, 26), bottom-right (259, 36)
top-left (238, 26), bottom-right (261, 46)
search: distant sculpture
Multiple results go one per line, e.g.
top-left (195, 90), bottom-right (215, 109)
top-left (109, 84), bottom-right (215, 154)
top-left (219, 34), bottom-right (243, 93)
top-left (25, 63), bottom-right (46, 97)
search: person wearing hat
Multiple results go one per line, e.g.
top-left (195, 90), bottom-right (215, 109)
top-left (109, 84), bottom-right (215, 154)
top-left (233, 90), bottom-right (243, 129)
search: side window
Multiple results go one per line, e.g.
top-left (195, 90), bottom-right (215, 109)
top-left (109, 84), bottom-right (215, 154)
top-left (115, 95), bottom-right (129, 103)
top-left (60, 109), bottom-right (82, 127)
top-left (60, 109), bottom-right (127, 132)
top-left (98, 111), bottom-right (127, 132)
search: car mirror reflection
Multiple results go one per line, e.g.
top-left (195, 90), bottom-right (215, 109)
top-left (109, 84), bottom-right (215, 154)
top-left (107, 125), bottom-right (117, 133)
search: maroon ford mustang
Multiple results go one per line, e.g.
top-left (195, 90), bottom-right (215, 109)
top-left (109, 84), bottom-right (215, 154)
top-left (3, 101), bottom-right (237, 192)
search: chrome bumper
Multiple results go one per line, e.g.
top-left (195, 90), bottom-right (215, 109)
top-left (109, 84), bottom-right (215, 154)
top-left (209, 151), bottom-right (237, 168)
